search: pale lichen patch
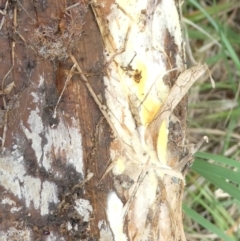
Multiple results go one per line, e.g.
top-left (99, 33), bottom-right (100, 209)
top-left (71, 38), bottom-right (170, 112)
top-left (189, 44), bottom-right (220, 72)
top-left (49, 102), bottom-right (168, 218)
top-left (1, 198), bottom-right (23, 213)
top-left (74, 198), bottom-right (93, 222)
top-left (0, 155), bottom-right (59, 214)
top-left (99, 220), bottom-right (114, 241)
top-left (40, 181), bottom-right (59, 216)
top-left (21, 106), bottom-right (83, 175)
top-left (0, 227), bottom-right (32, 241)
top-left (0, 157), bottom-right (26, 199)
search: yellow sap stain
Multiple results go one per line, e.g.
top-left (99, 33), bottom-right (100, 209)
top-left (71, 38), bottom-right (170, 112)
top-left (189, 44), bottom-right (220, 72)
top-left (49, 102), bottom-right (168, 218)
top-left (133, 61), bottom-right (168, 164)
top-left (157, 120), bottom-right (168, 165)
top-left (142, 99), bottom-right (162, 125)
top-left (133, 61), bottom-right (162, 126)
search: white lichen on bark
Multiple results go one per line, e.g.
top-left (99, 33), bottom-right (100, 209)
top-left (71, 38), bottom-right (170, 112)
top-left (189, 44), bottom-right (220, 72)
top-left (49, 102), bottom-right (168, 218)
top-left (74, 198), bottom-right (93, 222)
top-left (0, 227), bottom-right (32, 241)
top-left (0, 74), bottom-right (85, 239)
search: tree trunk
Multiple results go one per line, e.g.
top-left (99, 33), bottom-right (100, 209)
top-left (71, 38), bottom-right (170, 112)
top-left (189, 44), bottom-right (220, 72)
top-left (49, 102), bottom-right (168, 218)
top-left (0, 0), bottom-right (195, 240)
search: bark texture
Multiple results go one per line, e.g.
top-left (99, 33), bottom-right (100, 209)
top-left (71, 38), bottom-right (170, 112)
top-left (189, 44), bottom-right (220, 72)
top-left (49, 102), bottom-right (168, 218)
top-left (0, 0), bottom-right (188, 240)
top-left (0, 1), bottom-right (112, 240)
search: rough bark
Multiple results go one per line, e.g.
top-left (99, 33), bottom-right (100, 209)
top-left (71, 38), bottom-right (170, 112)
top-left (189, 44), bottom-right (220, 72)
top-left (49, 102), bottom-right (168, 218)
top-left (0, 0), bottom-right (190, 240)
top-left (0, 1), bottom-right (112, 240)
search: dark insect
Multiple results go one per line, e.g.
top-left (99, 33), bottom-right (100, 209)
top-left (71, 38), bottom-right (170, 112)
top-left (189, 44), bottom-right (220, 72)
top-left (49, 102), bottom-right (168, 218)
top-left (43, 230), bottom-right (50, 235)
top-left (134, 69), bottom-right (142, 83)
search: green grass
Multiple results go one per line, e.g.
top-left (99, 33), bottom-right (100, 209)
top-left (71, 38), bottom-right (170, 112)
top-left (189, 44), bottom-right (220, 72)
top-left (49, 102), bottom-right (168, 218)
top-left (183, 0), bottom-right (240, 240)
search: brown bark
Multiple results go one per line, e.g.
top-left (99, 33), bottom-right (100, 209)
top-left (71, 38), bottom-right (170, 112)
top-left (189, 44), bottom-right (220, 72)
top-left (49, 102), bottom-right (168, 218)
top-left (0, 1), bottom-right (111, 240)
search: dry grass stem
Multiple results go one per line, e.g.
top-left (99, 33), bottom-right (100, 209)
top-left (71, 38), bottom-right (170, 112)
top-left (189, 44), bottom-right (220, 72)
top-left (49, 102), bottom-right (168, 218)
top-left (53, 63), bottom-right (77, 119)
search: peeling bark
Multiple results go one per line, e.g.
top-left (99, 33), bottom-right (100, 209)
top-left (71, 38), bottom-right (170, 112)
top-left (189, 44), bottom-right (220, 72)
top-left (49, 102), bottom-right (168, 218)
top-left (0, 0), bottom-right (198, 240)
top-left (91, 0), bottom-right (188, 240)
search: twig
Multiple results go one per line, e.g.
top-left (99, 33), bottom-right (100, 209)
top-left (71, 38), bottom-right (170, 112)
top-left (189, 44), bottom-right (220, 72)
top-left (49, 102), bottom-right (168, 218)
top-left (1, 3), bottom-right (16, 149)
top-left (174, 136), bottom-right (209, 171)
top-left (0, 0), bottom-right (8, 31)
top-left (66, 3), bottom-right (80, 11)
top-left (69, 54), bottom-right (119, 137)
top-left (57, 172), bottom-right (93, 210)
top-left (16, 0), bottom-right (37, 23)
top-left (53, 63), bottom-right (77, 119)
top-left (105, 26), bottom-right (130, 68)
top-left (1, 108), bottom-right (8, 149)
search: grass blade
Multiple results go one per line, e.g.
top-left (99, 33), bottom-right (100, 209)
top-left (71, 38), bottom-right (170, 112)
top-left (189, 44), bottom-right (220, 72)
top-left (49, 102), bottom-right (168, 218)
top-left (183, 204), bottom-right (236, 241)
